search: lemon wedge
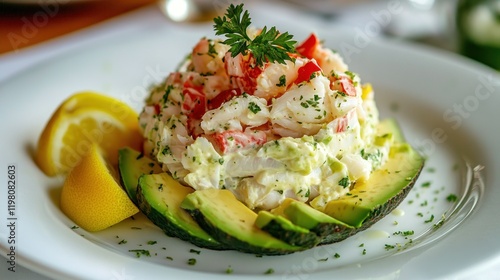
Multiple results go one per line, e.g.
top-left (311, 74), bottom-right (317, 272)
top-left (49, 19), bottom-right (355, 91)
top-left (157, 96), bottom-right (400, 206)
top-left (36, 91), bottom-right (143, 176)
top-left (60, 143), bottom-right (139, 231)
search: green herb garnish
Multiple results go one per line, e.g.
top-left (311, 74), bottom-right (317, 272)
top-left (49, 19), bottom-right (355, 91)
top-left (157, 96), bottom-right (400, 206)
top-left (264, 268), bottom-right (275, 274)
top-left (421, 181), bottom-right (431, 188)
top-left (129, 249), bottom-right (151, 258)
top-left (384, 244), bottom-right (396, 250)
top-left (338, 177), bottom-right (350, 188)
top-left (226, 266), bottom-right (233, 274)
top-left (248, 101), bottom-right (262, 114)
top-left (446, 194), bottom-right (458, 202)
top-left (213, 4), bottom-right (296, 66)
top-left (190, 249), bottom-right (201, 255)
top-left (276, 75), bottom-right (286, 87)
top-left (393, 230), bottom-right (415, 236)
top-left (425, 214), bottom-right (435, 223)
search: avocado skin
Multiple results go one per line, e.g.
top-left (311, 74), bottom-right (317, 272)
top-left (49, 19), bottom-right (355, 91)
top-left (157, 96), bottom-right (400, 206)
top-left (184, 208), bottom-right (302, 255)
top-left (270, 199), bottom-right (355, 245)
top-left (136, 175), bottom-right (227, 250)
top-left (257, 212), bottom-right (320, 247)
top-left (316, 224), bottom-right (356, 245)
top-left (136, 184), bottom-right (178, 238)
top-left (182, 190), bottom-right (305, 256)
top-left (320, 162), bottom-right (423, 244)
top-left (354, 163), bottom-right (423, 232)
top-left (118, 147), bottom-right (162, 205)
top-left (261, 221), bottom-right (319, 248)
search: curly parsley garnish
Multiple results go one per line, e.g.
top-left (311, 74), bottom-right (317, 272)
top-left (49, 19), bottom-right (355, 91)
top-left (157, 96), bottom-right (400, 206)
top-left (213, 4), bottom-right (296, 66)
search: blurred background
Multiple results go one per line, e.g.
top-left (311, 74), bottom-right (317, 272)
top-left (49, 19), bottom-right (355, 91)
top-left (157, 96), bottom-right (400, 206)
top-left (0, 0), bottom-right (499, 69)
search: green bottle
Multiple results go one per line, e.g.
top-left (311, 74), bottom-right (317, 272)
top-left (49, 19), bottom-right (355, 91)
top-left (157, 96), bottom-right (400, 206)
top-left (456, 0), bottom-right (500, 70)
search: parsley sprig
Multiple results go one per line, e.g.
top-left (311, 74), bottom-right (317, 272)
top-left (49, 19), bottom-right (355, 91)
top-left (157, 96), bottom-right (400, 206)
top-left (213, 4), bottom-right (296, 66)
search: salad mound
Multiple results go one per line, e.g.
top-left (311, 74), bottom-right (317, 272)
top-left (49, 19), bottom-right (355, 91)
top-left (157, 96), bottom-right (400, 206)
top-left (140, 6), bottom-right (387, 212)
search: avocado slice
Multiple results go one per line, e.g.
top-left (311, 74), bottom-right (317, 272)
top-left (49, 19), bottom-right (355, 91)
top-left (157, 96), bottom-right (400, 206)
top-left (137, 173), bottom-right (226, 250)
top-left (255, 210), bottom-right (320, 247)
top-left (181, 189), bottom-right (305, 255)
top-left (118, 147), bottom-right (162, 205)
top-left (323, 121), bottom-right (425, 228)
top-left (271, 198), bottom-right (355, 245)
top-left (376, 118), bottom-right (405, 142)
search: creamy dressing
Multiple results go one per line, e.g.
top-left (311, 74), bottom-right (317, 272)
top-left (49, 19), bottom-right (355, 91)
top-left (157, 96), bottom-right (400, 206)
top-left (139, 34), bottom-right (391, 210)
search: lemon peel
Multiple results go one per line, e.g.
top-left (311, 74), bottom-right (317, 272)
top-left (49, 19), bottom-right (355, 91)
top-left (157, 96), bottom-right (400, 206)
top-left (60, 143), bottom-right (139, 232)
top-left (36, 91), bottom-right (143, 176)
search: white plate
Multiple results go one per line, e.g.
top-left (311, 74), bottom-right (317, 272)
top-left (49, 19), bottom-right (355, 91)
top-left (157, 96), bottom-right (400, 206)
top-left (0, 13), bottom-right (499, 280)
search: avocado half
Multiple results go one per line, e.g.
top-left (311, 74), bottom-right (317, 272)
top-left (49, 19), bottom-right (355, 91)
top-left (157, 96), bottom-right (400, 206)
top-left (119, 119), bottom-right (424, 255)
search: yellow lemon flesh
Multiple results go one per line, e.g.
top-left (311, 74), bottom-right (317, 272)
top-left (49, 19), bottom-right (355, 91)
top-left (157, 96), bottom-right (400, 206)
top-left (60, 144), bottom-right (139, 231)
top-left (36, 91), bottom-right (143, 176)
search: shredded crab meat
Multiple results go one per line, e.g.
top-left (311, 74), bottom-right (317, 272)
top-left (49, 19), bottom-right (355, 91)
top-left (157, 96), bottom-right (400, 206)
top-left (140, 32), bottom-right (386, 210)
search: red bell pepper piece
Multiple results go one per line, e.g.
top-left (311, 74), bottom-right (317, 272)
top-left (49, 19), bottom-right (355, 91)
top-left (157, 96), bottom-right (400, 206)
top-left (294, 60), bottom-right (322, 85)
top-left (296, 33), bottom-right (319, 59)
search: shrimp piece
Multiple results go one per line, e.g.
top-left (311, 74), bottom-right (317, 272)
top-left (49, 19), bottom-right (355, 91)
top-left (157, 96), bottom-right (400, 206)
top-left (296, 33), bottom-right (348, 74)
top-left (270, 75), bottom-right (332, 137)
top-left (201, 94), bottom-right (270, 134)
top-left (253, 58), bottom-right (304, 100)
top-left (190, 38), bottom-right (228, 75)
top-left (315, 47), bottom-right (349, 74)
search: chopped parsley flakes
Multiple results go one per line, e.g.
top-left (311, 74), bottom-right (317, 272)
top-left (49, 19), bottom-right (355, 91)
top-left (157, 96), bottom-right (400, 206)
top-left (276, 75), bottom-right (286, 87)
top-left (446, 194), bottom-right (458, 202)
top-left (129, 249), bottom-right (151, 258)
top-left (248, 102), bottom-right (262, 114)
top-left (338, 177), bottom-right (350, 188)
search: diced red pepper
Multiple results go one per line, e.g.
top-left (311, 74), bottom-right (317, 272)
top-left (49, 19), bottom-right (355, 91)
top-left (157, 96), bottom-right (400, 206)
top-left (208, 88), bottom-right (242, 110)
top-left (294, 60), bottom-right (322, 85)
top-left (296, 33), bottom-right (319, 59)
